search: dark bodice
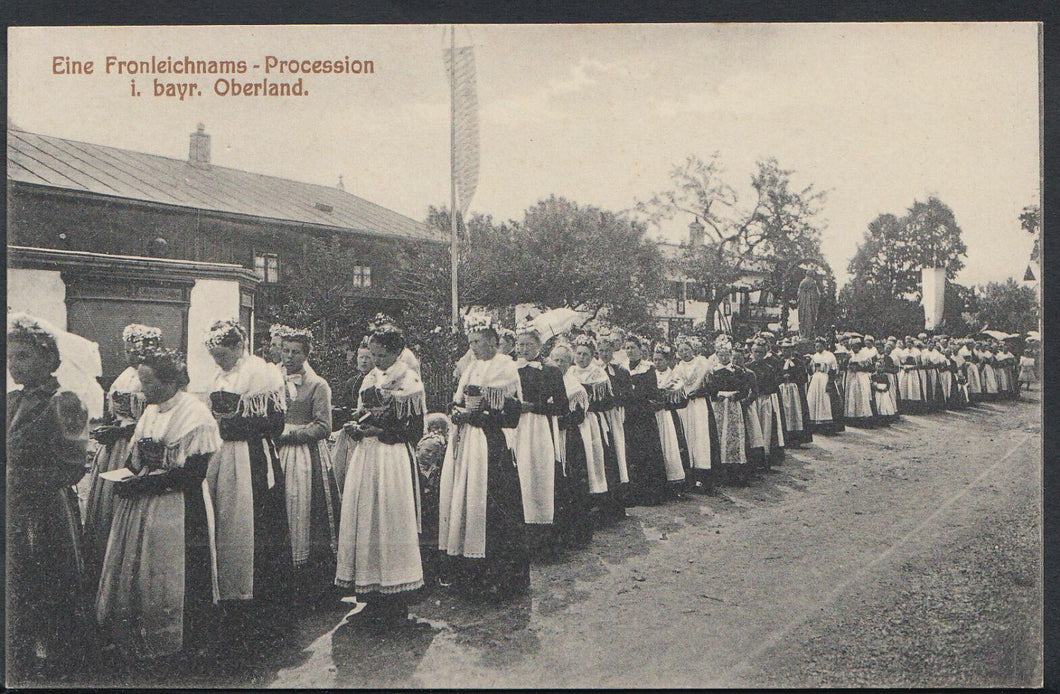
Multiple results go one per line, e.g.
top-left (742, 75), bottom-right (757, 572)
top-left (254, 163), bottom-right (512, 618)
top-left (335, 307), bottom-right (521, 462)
top-left (517, 363), bottom-right (569, 417)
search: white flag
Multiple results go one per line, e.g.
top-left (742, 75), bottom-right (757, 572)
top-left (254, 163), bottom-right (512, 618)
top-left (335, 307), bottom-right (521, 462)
top-left (444, 44), bottom-right (479, 216)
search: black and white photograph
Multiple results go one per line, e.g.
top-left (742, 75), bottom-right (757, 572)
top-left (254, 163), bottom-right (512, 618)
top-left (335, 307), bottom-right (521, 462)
top-left (5, 22), bottom-right (1043, 688)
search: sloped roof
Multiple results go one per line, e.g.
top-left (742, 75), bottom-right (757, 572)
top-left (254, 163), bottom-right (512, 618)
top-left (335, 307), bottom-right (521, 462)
top-left (7, 127), bottom-right (442, 244)
top-left (657, 240), bottom-right (772, 274)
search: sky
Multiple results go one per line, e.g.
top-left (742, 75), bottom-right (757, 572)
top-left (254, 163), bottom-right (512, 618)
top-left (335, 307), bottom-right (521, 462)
top-left (7, 23), bottom-right (1041, 288)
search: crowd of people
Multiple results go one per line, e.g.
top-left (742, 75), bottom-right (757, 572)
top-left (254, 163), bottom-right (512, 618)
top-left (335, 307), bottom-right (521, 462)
top-left (6, 308), bottom-right (1038, 683)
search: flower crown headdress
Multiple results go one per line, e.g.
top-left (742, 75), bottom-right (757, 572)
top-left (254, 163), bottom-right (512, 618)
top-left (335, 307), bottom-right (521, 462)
top-left (515, 320), bottom-right (540, 339)
top-left (269, 324), bottom-right (295, 339)
top-left (713, 334), bottom-right (733, 350)
top-left (122, 323), bottom-right (163, 348)
top-left (8, 312), bottom-right (59, 359)
top-left (462, 310), bottom-right (495, 335)
top-left (571, 331), bottom-right (596, 350)
top-left (653, 342), bottom-right (674, 357)
top-left (204, 318), bottom-right (247, 349)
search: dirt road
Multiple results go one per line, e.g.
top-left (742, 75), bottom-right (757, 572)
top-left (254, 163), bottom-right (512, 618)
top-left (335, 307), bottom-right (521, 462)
top-left (81, 394), bottom-right (1041, 689)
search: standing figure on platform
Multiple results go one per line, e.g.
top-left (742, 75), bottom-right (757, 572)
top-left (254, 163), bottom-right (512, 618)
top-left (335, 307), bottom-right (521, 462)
top-left (84, 323), bottom-right (161, 582)
top-left (797, 269), bottom-right (820, 340)
top-left (203, 319), bottom-right (293, 633)
top-left (335, 324), bottom-right (425, 625)
top-left (276, 329), bottom-right (341, 602)
top-left (7, 314), bottom-right (91, 682)
top-left (513, 322), bottom-right (569, 557)
top-left (437, 313), bottom-right (529, 602)
top-left (96, 349), bottom-right (222, 660)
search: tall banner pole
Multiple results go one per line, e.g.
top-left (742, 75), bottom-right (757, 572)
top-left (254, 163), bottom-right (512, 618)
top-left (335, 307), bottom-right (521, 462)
top-left (449, 25), bottom-right (460, 331)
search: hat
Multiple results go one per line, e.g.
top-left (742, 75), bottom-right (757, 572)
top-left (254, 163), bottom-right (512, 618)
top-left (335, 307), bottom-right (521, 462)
top-left (462, 310), bottom-right (495, 335)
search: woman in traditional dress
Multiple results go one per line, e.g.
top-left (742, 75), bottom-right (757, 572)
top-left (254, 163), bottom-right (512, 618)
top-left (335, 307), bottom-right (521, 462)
top-left (843, 337), bottom-right (877, 427)
top-left (732, 345), bottom-right (766, 470)
top-left (996, 342), bottom-right (1016, 398)
top-left (512, 322), bottom-right (569, 556)
top-left (596, 331), bottom-right (631, 497)
top-left (7, 313), bottom-right (91, 681)
top-left (777, 340), bottom-right (813, 448)
top-left (547, 343), bottom-right (595, 549)
top-left (96, 349), bottom-right (221, 660)
top-left (870, 356), bottom-right (899, 424)
top-left (958, 339), bottom-right (983, 403)
top-left (438, 314), bottom-right (529, 601)
top-left (1019, 346), bottom-right (1038, 393)
top-left (943, 344), bottom-right (970, 409)
top-left (930, 341), bottom-right (955, 409)
top-left (568, 334), bottom-right (626, 519)
top-left (335, 324), bottom-right (425, 624)
top-left (621, 336), bottom-right (669, 506)
top-left (747, 339), bottom-right (786, 465)
top-left (706, 340), bottom-right (754, 485)
top-left (806, 337), bottom-right (845, 435)
top-left (84, 323), bottom-right (161, 581)
top-left (893, 337), bottom-right (926, 414)
top-left (672, 336), bottom-right (719, 494)
top-left (331, 336), bottom-right (374, 493)
top-left (979, 342), bottom-right (1000, 401)
top-left (203, 319), bottom-right (293, 627)
top-left (416, 413), bottom-right (450, 585)
top-left (651, 344), bottom-right (689, 498)
top-left (276, 330), bottom-right (341, 601)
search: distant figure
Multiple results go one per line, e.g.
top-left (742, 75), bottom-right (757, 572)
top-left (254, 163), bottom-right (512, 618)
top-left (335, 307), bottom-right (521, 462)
top-left (797, 270), bottom-right (820, 340)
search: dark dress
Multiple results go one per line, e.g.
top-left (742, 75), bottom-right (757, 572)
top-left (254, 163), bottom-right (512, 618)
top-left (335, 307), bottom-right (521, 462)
top-left (448, 395), bottom-right (530, 599)
top-left (624, 364), bottom-right (669, 505)
top-left (602, 361), bottom-right (633, 507)
top-left (516, 362), bottom-right (570, 552)
top-left (735, 366), bottom-right (766, 468)
top-left (334, 370), bottom-right (368, 430)
top-left (7, 378), bottom-right (89, 681)
top-left (778, 355), bottom-right (814, 446)
top-left (553, 400), bottom-right (594, 549)
top-left (747, 356), bottom-right (787, 465)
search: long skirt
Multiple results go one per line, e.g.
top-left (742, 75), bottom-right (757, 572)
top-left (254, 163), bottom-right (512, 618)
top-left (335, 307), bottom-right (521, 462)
top-left (712, 397), bottom-right (749, 467)
top-left (583, 411), bottom-right (611, 494)
top-left (844, 371), bottom-right (875, 426)
top-left (924, 369), bottom-right (945, 410)
top-left (873, 383), bottom-right (899, 422)
top-left (514, 412), bottom-right (558, 524)
top-left (938, 369), bottom-right (954, 406)
top-left (995, 364), bottom-right (1011, 394)
top-left (592, 409), bottom-right (626, 509)
top-left (602, 406), bottom-right (630, 484)
top-left (805, 368), bottom-right (839, 434)
top-left (8, 487), bottom-right (87, 678)
top-left (777, 382), bottom-right (812, 446)
top-left (206, 439), bottom-right (293, 603)
top-left (980, 364), bottom-right (999, 399)
top-left (437, 424), bottom-right (529, 597)
top-left (655, 409), bottom-right (686, 483)
top-left (897, 367), bottom-right (927, 414)
top-left (96, 485), bottom-right (215, 658)
top-left (624, 407), bottom-right (668, 505)
top-left (279, 440), bottom-right (341, 581)
top-left (335, 437), bottom-right (423, 595)
top-left (677, 396), bottom-right (717, 471)
top-left (329, 430), bottom-right (358, 493)
top-left (83, 433), bottom-right (135, 582)
top-left (744, 398), bottom-right (766, 467)
top-left (553, 423), bottom-right (593, 549)
top-left (752, 394), bottom-right (786, 463)
top-left (1019, 360), bottom-right (1037, 385)
top-left (964, 363), bottom-right (983, 401)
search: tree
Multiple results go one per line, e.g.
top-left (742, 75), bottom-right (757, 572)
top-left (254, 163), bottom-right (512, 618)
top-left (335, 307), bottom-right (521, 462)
top-left (837, 282), bottom-right (924, 338)
top-left (429, 196), bottom-right (668, 329)
top-left (847, 197), bottom-right (967, 299)
top-left (636, 154), bottom-right (828, 335)
top-left (970, 278), bottom-right (1039, 335)
top-left (940, 281), bottom-right (976, 336)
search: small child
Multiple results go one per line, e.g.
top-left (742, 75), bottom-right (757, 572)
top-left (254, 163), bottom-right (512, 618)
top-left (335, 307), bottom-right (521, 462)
top-left (416, 413), bottom-right (450, 586)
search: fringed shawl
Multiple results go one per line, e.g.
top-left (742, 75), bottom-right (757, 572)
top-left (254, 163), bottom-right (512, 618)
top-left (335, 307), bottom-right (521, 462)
top-left (129, 391), bottom-right (222, 470)
top-left (108, 366), bottom-right (147, 421)
top-left (211, 353), bottom-right (287, 417)
top-left (359, 359), bottom-right (427, 420)
top-left (673, 355), bottom-right (710, 394)
top-left (562, 371), bottom-right (589, 412)
top-left (455, 354), bottom-right (522, 411)
top-left (568, 363), bottom-right (612, 402)
top-left (628, 360), bottom-right (653, 376)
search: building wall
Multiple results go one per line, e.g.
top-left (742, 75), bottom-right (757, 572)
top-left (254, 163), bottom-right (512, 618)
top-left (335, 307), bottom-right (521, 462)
top-left (188, 278), bottom-right (243, 394)
top-left (7, 185), bottom-right (412, 304)
top-left (7, 268), bottom-right (67, 329)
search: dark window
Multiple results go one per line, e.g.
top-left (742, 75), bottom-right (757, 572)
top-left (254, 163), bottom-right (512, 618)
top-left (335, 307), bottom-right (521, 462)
top-left (254, 252), bottom-right (280, 283)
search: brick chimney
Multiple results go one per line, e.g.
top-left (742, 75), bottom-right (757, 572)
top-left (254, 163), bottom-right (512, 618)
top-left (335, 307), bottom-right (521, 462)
top-left (689, 217), bottom-right (705, 246)
top-left (188, 123), bottom-right (210, 166)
